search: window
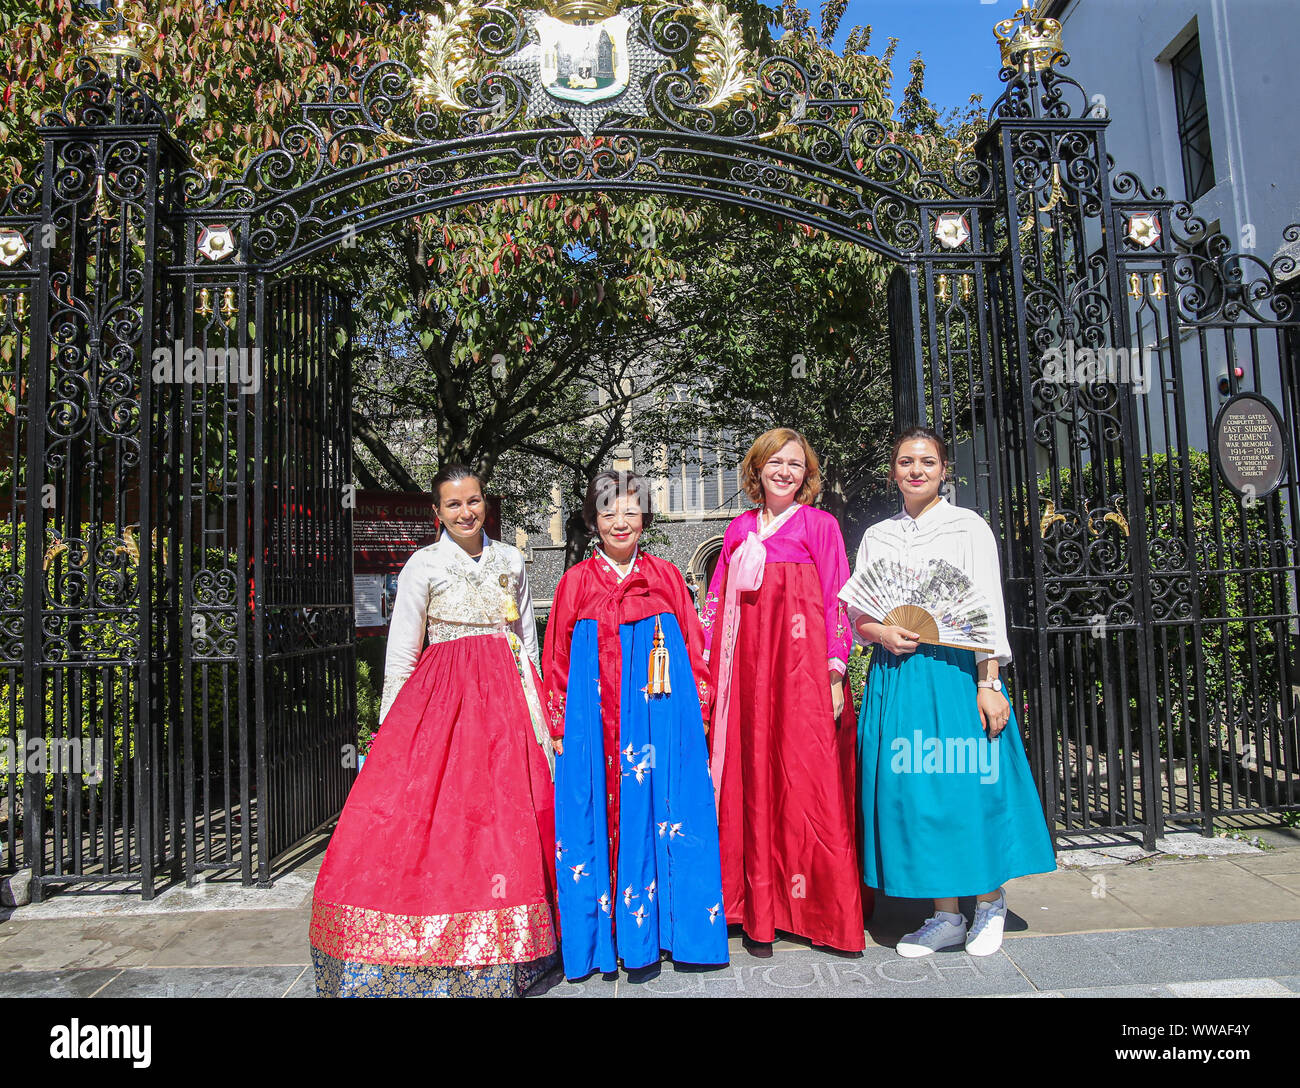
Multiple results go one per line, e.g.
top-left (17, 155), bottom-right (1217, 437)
top-left (1170, 36), bottom-right (1215, 203)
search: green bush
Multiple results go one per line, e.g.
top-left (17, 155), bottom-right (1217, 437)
top-left (1, 520), bottom-right (245, 808)
top-left (845, 643), bottom-right (870, 708)
top-left (1041, 448), bottom-right (1288, 757)
top-left (355, 653), bottom-right (381, 756)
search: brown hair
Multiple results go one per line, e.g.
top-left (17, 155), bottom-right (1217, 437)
top-left (583, 469), bottom-right (655, 533)
top-left (739, 428), bottom-right (821, 505)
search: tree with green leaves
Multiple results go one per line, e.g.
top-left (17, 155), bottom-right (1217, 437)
top-left (3, 0), bottom-right (984, 563)
top-left (658, 4), bottom-right (987, 544)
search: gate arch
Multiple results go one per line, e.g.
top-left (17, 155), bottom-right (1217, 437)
top-left (3, 2), bottom-right (1298, 897)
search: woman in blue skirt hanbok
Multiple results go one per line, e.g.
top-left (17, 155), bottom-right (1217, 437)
top-left (848, 427), bottom-right (1056, 957)
top-left (542, 470), bottom-right (729, 980)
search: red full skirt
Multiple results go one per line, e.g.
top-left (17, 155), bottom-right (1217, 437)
top-left (708, 562), bottom-right (869, 952)
top-left (310, 633), bottom-right (557, 969)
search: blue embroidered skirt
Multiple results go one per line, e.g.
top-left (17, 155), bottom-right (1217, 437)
top-left (555, 613), bottom-right (729, 978)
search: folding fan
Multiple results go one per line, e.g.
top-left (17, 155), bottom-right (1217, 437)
top-left (838, 557), bottom-right (996, 653)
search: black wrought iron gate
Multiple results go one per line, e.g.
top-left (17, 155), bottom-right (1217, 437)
top-left (0, 59), bottom-right (356, 893)
top-left (173, 265), bottom-right (355, 888)
top-left (254, 277), bottom-right (356, 871)
top-left (976, 60), bottom-right (1300, 847)
top-left (2, 4), bottom-right (1299, 895)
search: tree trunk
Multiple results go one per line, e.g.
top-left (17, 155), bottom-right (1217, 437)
top-left (821, 469), bottom-right (848, 531)
top-left (563, 507), bottom-right (590, 570)
top-left (351, 410), bottom-right (423, 492)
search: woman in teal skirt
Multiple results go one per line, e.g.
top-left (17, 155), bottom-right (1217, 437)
top-left (847, 427), bottom-right (1056, 957)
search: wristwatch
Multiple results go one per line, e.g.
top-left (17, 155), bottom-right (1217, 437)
top-left (977, 678), bottom-right (1003, 692)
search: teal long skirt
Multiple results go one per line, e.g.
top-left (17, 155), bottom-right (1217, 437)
top-left (857, 643), bottom-right (1056, 899)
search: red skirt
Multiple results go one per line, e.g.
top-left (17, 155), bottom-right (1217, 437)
top-left (708, 562), bottom-right (869, 951)
top-left (310, 633), bottom-right (557, 985)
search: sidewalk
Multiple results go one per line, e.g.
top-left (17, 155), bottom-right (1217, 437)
top-left (2, 828), bottom-right (1299, 998)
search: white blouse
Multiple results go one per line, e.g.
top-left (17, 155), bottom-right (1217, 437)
top-left (594, 545), bottom-right (639, 581)
top-left (846, 497), bottom-right (1013, 666)
top-left (379, 531), bottom-right (539, 723)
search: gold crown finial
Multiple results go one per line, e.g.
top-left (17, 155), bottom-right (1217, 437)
top-left (993, 4), bottom-right (1064, 72)
top-left (82, 3), bottom-right (159, 63)
top-left (547, 0), bottom-right (621, 22)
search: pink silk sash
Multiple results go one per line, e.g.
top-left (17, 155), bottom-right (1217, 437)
top-left (710, 530), bottom-right (767, 807)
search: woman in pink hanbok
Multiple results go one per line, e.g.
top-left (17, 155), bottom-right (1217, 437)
top-left (702, 428), bottom-right (868, 953)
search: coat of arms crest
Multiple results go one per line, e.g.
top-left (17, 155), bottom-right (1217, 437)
top-left (536, 12), bottom-right (631, 104)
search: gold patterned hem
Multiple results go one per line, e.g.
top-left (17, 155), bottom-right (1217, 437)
top-left (312, 947), bottom-right (557, 998)
top-left (309, 897), bottom-right (556, 968)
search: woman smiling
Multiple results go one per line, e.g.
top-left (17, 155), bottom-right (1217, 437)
top-left (701, 428), bottom-right (867, 954)
top-left (850, 427), bottom-right (1055, 958)
top-left (542, 470), bottom-right (727, 980)
top-left (309, 465), bottom-right (558, 997)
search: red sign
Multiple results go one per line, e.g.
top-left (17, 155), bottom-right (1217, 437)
top-left (352, 489), bottom-right (502, 572)
top-left (353, 490), bottom-right (441, 574)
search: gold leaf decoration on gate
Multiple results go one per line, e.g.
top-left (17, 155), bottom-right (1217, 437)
top-left (688, 0), bottom-right (758, 110)
top-left (116, 526), bottom-right (140, 566)
top-left (1100, 498), bottom-right (1129, 537)
top-left (413, 0), bottom-right (481, 113)
top-left (1039, 499), bottom-right (1066, 536)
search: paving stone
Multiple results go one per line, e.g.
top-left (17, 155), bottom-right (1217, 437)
top-left (525, 965), bottom-right (616, 998)
top-left (1079, 860), bottom-right (1300, 927)
top-left (149, 909), bottom-right (312, 968)
top-left (1057, 983), bottom-right (1175, 998)
top-left (282, 967), bottom-right (314, 998)
top-left (1167, 977), bottom-right (1294, 997)
top-left (1259, 873), bottom-right (1300, 896)
top-left (0, 916), bottom-right (194, 971)
top-left (989, 991), bottom-right (1064, 997)
top-left (0, 968), bottom-right (122, 998)
top-left (1225, 849), bottom-right (1300, 876)
top-left (1001, 922), bottom-right (1300, 991)
top-left (613, 944), bottom-right (1033, 998)
top-left (95, 965), bottom-right (309, 998)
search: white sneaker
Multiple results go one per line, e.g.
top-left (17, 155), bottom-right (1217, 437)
top-left (896, 913), bottom-right (967, 958)
top-left (965, 892), bottom-right (1007, 956)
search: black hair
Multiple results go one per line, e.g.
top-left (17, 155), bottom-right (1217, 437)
top-left (890, 426), bottom-right (948, 467)
top-left (582, 469), bottom-right (654, 534)
top-left (431, 463), bottom-right (483, 506)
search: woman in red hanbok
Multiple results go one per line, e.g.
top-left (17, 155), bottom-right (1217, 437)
top-left (702, 428), bottom-right (869, 952)
top-left (309, 466), bottom-right (557, 997)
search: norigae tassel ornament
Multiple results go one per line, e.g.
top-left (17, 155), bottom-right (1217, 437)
top-left (645, 616), bottom-right (671, 696)
top-left (500, 573), bottom-right (520, 623)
